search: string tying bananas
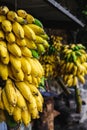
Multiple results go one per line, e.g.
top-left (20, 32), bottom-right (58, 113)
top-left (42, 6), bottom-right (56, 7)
top-left (0, 6), bottom-right (48, 126)
top-left (60, 43), bottom-right (87, 87)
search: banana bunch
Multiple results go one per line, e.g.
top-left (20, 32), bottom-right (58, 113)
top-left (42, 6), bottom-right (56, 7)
top-left (0, 6), bottom-right (47, 126)
top-left (60, 43), bottom-right (87, 87)
top-left (40, 54), bottom-right (60, 78)
top-left (50, 35), bottom-right (62, 52)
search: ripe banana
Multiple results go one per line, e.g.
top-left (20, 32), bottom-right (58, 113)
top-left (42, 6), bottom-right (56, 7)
top-left (21, 57), bottom-right (31, 75)
top-left (78, 75), bottom-right (85, 84)
top-left (0, 45), bottom-right (8, 59)
top-left (36, 44), bottom-right (45, 54)
top-left (21, 109), bottom-right (31, 126)
top-left (0, 62), bottom-right (8, 80)
top-left (1, 89), bottom-right (14, 115)
top-left (16, 38), bottom-right (26, 47)
top-left (9, 54), bottom-right (21, 72)
top-left (35, 95), bottom-right (43, 112)
top-left (73, 76), bottom-right (78, 86)
top-left (15, 88), bottom-right (27, 110)
top-left (20, 47), bottom-right (32, 57)
top-left (28, 24), bottom-right (45, 35)
top-left (5, 79), bottom-right (17, 106)
top-left (7, 11), bottom-right (18, 22)
top-left (7, 43), bottom-right (22, 57)
top-left (13, 106), bottom-right (22, 123)
top-left (0, 15), bottom-right (6, 22)
top-left (6, 32), bottom-right (16, 43)
top-left (0, 87), bottom-right (4, 109)
top-left (0, 30), bottom-right (5, 40)
top-left (17, 9), bottom-right (27, 18)
top-left (15, 81), bottom-right (33, 102)
top-left (23, 25), bottom-right (36, 40)
top-left (26, 14), bottom-right (35, 24)
top-left (24, 74), bottom-right (32, 83)
top-left (0, 6), bottom-right (9, 15)
top-left (35, 35), bottom-right (45, 44)
top-left (12, 22), bottom-right (24, 39)
top-left (25, 37), bottom-right (37, 49)
top-left (1, 20), bottom-right (12, 33)
top-left (16, 16), bottom-right (27, 25)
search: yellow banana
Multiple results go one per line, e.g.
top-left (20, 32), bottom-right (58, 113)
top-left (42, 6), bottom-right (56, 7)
top-left (13, 106), bottom-right (22, 123)
top-left (1, 20), bottom-right (12, 33)
top-left (7, 11), bottom-right (18, 22)
top-left (27, 98), bottom-right (39, 119)
top-left (0, 45), bottom-right (9, 59)
top-left (17, 9), bottom-right (27, 18)
top-left (9, 54), bottom-right (21, 72)
top-left (16, 16), bottom-right (27, 25)
top-left (15, 81), bottom-right (33, 102)
top-left (35, 35), bottom-right (45, 44)
top-left (66, 77), bottom-right (73, 87)
top-left (11, 66), bottom-right (24, 81)
top-left (32, 76), bottom-right (38, 87)
top-left (26, 58), bottom-right (39, 77)
top-left (28, 24), bottom-right (45, 35)
top-left (73, 76), bottom-right (78, 86)
top-left (26, 14), bottom-right (35, 23)
top-left (24, 74), bottom-right (32, 83)
top-left (36, 44), bottom-right (45, 54)
top-left (21, 57), bottom-right (31, 75)
top-left (0, 30), bottom-right (5, 40)
top-left (0, 40), bottom-right (6, 47)
top-left (7, 43), bottom-right (22, 57)
top-left (15, 88), bottom-right (27, 110)
top-left (23, 25), bottom-right (36, 40)
top-left (1, 89), bottom-right (14, 115)
top-left (21, 109), bottom-right (31, 126)
top-left (16, 38), bottom-right (26, 47)
top-left (0, 62), bottom-right (8, 80)
top-left (0, 87), bottom-right (4, 109)
top-left (0, 6), bottom-right (9, 15)
top-left (20, 46), bottom-right (32, 57)
top-left (25, 37), bottom-right (37, 49)
top-left (68, 62), bottom-right (74, 72)
top-left (73, 65), bottom-right (78, 76)
top-left (78, 75), bottom-right (85, 84)
top-left (5, 79), bottom-right (17, 106)
top-left (35, 95), bottom-right (43, 112)
top-left (0, 15), bottom-right (6, 22)
top-left (6, 32), bottom-right (16, 43)
top-left (12, 22), bottom-right (24, 39)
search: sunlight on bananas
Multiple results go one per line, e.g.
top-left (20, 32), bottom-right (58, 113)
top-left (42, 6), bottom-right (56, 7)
top-left (60, 43), bottom-right (87, 87)
top-left (0, 6), bottom-right (48, 126)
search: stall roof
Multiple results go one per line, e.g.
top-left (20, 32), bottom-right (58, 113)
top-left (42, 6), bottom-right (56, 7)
top-left (0, 0), bottom-right (86, 29)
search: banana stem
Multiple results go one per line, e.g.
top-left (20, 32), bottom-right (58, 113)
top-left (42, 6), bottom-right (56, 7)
top-left (74, 85), bottom-right (82, 113)
top-left (57, 77), bottom-right (71, 95)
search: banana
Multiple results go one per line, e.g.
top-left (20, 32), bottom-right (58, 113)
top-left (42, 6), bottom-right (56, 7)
top-left (23, 25), bottom-right (36, 40)
top-left (7, 11), bottom-right (18, 22)
top-left (0, 40), bottom-right (6, 47)
top-left (0, 45), bottom-right (9, 59)
top-left (6, 32), bottom-right (16, 43)
top-left (16, 16), bottom-right (27, 25)
top-left (78, 75), bottom-right (85, 84)
top-left (21, 57), bottom-right (31, 75)
top-left (5, 79), bottom-right (17, 106)
top-left (43, 40), bottom-right (49, 48)
top-left (25, 37), bottom-right (37, 49)
top-left (7, 43), bottom-right (22, 57)
top-left (27, 98), bottom-right (39, 119)
top-left (63, 74), bottom-right (69, 83)
top-left (40, 34), bottom-right (49, 40)
top-left (13, 106), bottom-right (22, 123)
top-left (20, 46), bottom-right (32, 57)
top-left (73, 65), bottom-right (78, 76)
top-left (28, 24), bottom-right (45, 35)
top-left (35, 35), bottom-right (46, 44)
top-left (15, 81), bottom-right (33, 102)
top-left (9, 54), bottom-right (21, 72)
top-left (26, 14), bottom-right (35, 24)
top-left (11, 66), bottom-right (24, 81)
top-left (0, 15), bottom-right (6, 22)
top-left (36, 44), bottom-right (45, 54)
top-left (12, 22), bottom-right (24, 39)
top-left (25, 82), bottom-right (44, 103)
top-left (68, 62), bottom-right (74, 72)
top-left (21, 109), bottom-right (31, 126)
top-left (16, 38), bottom-right (26, 47)
top-left (17, 9), bottom-right (27, 18)
top-left (34, 18), bottom-right (43, 28)
top-left (0, 6), bottom-right (9, 15)
top-left (66, 77), bottom-right (73, 87)
top-left (0, 87), bottom-right (4, 109)
top-left (0, 30), bottom-right (5, 40)
top-left (24, 74), bottom-right (32, 83)
top-left (1, 20), bottom-right (12, 33)
top-left (35, 95), bottom-right (43, 112)
top-left (0, 62), bottom-right (8, 80)
top-left (32, 76), bottom-right (38, 87)
top-left (1, 89), bottom-right (14, 115)
top-left (73, 76), bottom-right (78, 86)
top-left (15, 88), bottom-right (27, 110)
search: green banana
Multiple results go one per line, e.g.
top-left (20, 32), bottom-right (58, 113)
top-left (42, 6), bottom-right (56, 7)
top-left (34, 18), bottom-right (43, 28)
top-left (31, 49), bottom-right (39, 59)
